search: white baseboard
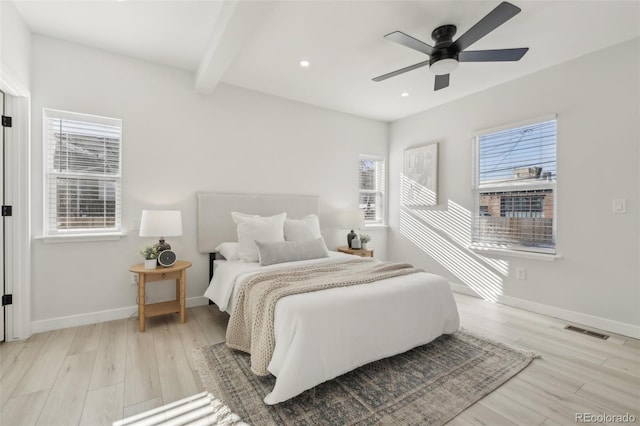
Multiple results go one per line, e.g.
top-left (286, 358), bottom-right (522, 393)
top-left (31, 296), bottom-right (211, 334)
top-left (449, 282), bottom-right (640, 340)
top-left (449, 283), bottom-right (479, 297)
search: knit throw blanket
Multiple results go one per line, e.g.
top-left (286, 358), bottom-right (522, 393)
top-left (225, 258), bottom-right (422, 376)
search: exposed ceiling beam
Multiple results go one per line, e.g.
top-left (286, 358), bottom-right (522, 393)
top-left (195, 1), bottom-right (272, 94)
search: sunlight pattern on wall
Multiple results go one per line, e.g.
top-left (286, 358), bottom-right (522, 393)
top-left (411, 202), bottom-right (471, 246)
top-left (400, 207), bottom-right (507, 302)
top-left (411, 208), bottom-right (509, 276)
top-left (401, 176), bottom-right (509, 276)
top-left (400, 173), bottom-right (437, 206)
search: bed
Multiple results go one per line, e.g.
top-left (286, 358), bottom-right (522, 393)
top-left (197, 192), bottom-right (460, 405)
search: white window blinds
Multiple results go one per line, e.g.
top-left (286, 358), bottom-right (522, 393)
top-left (44, 109), bottom-right (122, 236)
top-left (359, 155), bottom-right (385, 225)
top-left (472, 117), bottom-right (557, 253)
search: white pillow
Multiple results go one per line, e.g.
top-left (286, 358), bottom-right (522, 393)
top-left (230, 212), bottom-right (258, 220)
top-left (214, 242), bottom-right (240, 261)
top-left (232, 212), bottom-right (287, 262)
top-left (256, 238), bottom-right (329, 266)
top-left (284, 214), bottom-right (322, 242)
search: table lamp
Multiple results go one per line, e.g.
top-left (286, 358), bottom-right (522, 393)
top-left (337, 209), bottom-right (364, 248)
top-left (139, 210), bottom-right (183, 251)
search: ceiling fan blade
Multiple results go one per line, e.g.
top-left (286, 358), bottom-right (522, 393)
top-left (451, 2), bottom-right (521, 52)
top-left (372, 60), bottom-right (430, 82)
top-left (384, 31), bottom-right (436, 56)
top-left (434, 74), bottom-right (450, 91)
top-left (459, 47), bottom-right (528, 62)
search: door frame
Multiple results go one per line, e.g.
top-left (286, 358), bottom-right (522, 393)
top-left (1, 65), bottom-right (32, 341)
top-left (1, 90), bottom-right (5, 342)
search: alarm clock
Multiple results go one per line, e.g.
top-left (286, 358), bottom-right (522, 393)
top-left (157, 250), bottom-right (177, 267)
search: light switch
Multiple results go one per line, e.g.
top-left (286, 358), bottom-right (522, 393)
top-left (613, 199), bottom-right (626, 214)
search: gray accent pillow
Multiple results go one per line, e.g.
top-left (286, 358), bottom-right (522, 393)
top-left (255, 238), bottom-right (329, 266)
top-left (231, 212), bottom-right (287, 262)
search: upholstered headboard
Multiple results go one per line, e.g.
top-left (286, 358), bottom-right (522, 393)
top-left (196, 192), bottom-right (320, 254)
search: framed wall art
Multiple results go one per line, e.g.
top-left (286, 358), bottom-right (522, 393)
top-left (402, 142), bottom-right (438, 206)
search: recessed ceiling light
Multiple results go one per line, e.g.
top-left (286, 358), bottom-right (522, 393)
top-left (299, 60), bottom-right (310, 67)
top-left (401, 92), bottom-right (409, 97)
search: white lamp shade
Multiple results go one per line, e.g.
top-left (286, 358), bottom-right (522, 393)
top-left (337, 209), bottom-right (364, 229)
top-left (139, 210), bottom-right (183, 237)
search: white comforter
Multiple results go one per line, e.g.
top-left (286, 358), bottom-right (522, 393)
top-left (204, 252), bottom-right (460, 405)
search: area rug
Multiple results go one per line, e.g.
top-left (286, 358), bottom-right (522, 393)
top-left (193, 330), bottom-right (536, 426)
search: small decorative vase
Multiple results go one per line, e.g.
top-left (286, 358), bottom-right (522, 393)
top-left (144, 259), bottom-right (157, 270)
top-left (361, 242), bottom-right (367, 250)
top-left (351, 235), bottom-right (361, 249)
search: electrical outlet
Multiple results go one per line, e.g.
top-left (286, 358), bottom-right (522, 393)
top-left (516, 267), bottom-right (526, 280)
top-left (130, 273), bottom-right (139, 286)
top-left (613, 199), bottom-right (626, 214)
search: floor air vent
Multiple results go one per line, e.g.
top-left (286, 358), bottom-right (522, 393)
top-left (564, 325), bottom-right (609, 340)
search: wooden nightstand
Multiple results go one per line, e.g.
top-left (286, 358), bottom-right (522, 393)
top-left (337, 246), bottom-right (374, 258)
top-left (129, 260), bottom-right (192, 332)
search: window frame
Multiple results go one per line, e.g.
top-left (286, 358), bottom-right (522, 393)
top-left (471, 114), bottom-right (557, 255)
top-left (359, 154), bottom-right (386, 226)
top-left (43, 108), bottom-right (123, 238)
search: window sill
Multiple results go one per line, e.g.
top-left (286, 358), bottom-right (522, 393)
top-left (364, 224), bottom-right (389, 229)
top-left (35, 232), bottom-right (127, 243)
top-left (469, 246), bottom-right (562, 262)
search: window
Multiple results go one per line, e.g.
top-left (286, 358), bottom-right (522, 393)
top-left (472, 117), bottom-right (557, 254)
top-left (359, 155), bottom-right (385, 225)
top-left (500, 193), bottom-right (546, 218)
top-left (44, 109), bottom-right (122, 236)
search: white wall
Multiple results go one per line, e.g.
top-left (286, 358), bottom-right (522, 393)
top-left (30, 36), bottom-right (388, 327)
top-left (28, 33), bottom-right (639, 336)
top-left (0, 0), bottom-right (31, 91)
top-left (388, 38), bottom-right (640, 334)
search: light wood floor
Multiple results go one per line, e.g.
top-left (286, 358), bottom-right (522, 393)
top-left (0, 293), bottom-right (638, 425)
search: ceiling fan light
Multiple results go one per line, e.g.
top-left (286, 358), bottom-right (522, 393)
top-left (429, 58), bottom-right (458, 75)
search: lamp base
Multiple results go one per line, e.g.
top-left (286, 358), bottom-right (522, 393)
top-left (347, 229), bottom-right (357, 248)
top-left (157, 238), bottom-right (171, 251)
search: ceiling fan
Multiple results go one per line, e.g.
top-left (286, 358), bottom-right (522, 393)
top-left (372, 1), bottom-right (529, 91)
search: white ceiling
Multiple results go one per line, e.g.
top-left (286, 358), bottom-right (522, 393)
top-left (13, 1), bottom-right (640, 122)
